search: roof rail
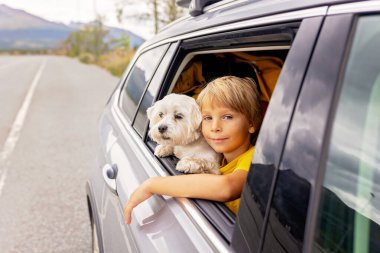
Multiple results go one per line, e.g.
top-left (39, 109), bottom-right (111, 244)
top-left (176, 0), bottom-right (222, 16)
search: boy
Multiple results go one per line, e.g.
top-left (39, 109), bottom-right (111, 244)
top-left (124, 76), bottom-right (262, 224)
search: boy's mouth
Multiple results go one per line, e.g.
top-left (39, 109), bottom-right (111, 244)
top-left (208, 137), bottom-right (228, 143)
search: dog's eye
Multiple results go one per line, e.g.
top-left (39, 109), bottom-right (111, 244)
top-left (159, 112), bottom-right (164, 118)
top-left (174, 114), bottom-right (183, 120)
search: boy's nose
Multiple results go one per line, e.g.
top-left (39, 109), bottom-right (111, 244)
top-left (211, 120), bottom-right (221, 132)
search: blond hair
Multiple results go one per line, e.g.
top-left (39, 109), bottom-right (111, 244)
top-left (197, 76), bottom-right (262, 131)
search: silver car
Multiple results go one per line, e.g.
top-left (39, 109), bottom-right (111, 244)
top-left (86, 0), bottom-right (380, 252)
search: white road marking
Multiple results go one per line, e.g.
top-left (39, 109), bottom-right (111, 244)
top-left (0, 59), bottom-right (46, 197)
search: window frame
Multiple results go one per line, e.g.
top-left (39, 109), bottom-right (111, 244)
top-left (142, 21), bottom-right (305, 244)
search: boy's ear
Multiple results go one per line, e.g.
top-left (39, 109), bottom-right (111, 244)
top-left (249, 123), bottom-right (255, 133)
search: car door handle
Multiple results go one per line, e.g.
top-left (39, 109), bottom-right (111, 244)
top-left (102, 164), bottom-right (118, 195)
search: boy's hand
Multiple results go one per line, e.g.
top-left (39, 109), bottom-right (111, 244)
top-left (124, 181), bottom-right (153, 224)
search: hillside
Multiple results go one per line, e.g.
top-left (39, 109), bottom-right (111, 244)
top-left (0, 4), bottom-right (145, 50)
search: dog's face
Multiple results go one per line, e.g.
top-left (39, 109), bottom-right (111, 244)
top-left (147, 94), bottom-right (202, 145)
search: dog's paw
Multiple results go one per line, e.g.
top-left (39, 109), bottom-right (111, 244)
top-left (154, 145), bottom-right (174, 157)
top-left (176, 158), bottom-right (202, 174)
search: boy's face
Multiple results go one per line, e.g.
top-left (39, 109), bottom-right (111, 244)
top-left (201, 101), bottom-right (255, 162)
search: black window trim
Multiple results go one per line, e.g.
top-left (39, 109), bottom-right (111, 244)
top-left (179, 21), bottom-right (298, 51)
top-left (140, 6), bottom-right (328, 53)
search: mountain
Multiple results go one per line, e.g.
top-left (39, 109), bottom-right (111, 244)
top-left (0, 4), bottom-right (145, 50)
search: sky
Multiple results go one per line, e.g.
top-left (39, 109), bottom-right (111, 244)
top-left (0, 0), bottom-right (155, 39)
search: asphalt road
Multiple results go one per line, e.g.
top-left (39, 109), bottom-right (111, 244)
top-left (0, 55), bottom-right (119, 253)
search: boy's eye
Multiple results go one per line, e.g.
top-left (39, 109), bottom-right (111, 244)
top-left (158, 112), bottom-right (164, 118)
top-left (222, 115), bottom-right (233, 120)
top-left (203, 115), bottom-right (212, 121)
top-left (174, 113), bottom-right (183, 120)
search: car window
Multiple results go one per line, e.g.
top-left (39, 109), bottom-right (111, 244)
top-left (120, 44), bottom-right (169, 122)
top-left (133, 43), bottom-right (178, 137)
top-left (313, 15), bottom-right (380, 253)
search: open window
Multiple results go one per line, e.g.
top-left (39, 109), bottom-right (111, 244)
top-left (142, 22), bottom-right (298, 243)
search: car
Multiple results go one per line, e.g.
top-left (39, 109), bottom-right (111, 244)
top-left (85, 0), bottom-right (380, 252)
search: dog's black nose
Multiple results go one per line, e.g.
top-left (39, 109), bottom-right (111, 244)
top-left (158, 125), bottom-right (167, 133)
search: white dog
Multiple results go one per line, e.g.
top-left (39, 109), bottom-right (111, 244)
top-left (147, 93), bottom-right (221, 174)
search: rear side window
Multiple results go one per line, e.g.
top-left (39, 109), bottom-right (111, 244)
top-left (133, 43), bottom-right (178, 137)
top-left (120, 44), bottom-right (168, 122)
top-left (313, 15), bottom-right (380, 253)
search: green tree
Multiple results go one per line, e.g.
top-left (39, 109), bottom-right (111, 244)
top-left (64, 15), bottom-right (109, 61)
top-left (64, 31), bottom-right (82, 57)
top-left (110, 35), bottom-right (130, 49)
top-left (91, 16), bottom-right (109, 60)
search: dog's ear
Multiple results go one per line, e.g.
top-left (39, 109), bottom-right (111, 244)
top-left (147, 100), bottom-right (160, 120)
top-left (191, 102), bottom-right (203, 130)
top-left (147, 105), bottom-right (154, 120)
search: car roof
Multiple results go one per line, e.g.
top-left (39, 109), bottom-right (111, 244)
top-left (142, 0), bottom-right (362, 49)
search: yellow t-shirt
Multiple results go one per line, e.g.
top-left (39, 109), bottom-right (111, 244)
top-left (220, 147), bottom-right (255, 214)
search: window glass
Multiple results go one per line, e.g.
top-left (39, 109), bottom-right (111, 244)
top-left (313, 15), bottom-right (380, 253)
top-left (133, 43), bottom-right (177, 136)
top-left (120, 44), bottom-right (168, 122)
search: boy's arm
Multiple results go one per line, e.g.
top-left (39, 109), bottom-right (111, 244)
top-left (124, 171), bottom-right (247, 224)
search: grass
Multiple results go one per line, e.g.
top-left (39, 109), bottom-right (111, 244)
top-left (96, 48), bottom-right (136, 77)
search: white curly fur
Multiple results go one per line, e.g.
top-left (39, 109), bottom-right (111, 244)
top-left (147, 94), bottom-right (221, 174)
